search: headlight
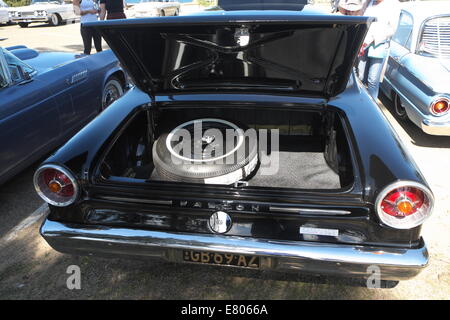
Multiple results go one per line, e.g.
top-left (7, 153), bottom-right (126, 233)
top-left (375, 181), bottom-right (434, 229)
top-left (34, 10), bottom-right (38, 16)
top-left (34, 164), bottom-right (79, 207)
top-left (42, 10), bottom-right (47, 16)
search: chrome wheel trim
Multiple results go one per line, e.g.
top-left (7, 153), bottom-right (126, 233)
top-left (101, 79), bottom-right (123, 111)
top-left (50, 14), bottom-right (59, 26)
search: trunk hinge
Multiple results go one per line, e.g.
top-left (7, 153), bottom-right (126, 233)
top-left (144, 97), bottom-right (157, 147)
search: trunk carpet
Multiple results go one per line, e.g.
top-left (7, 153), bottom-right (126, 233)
top-left (247, 151), bottom-right (340, 189)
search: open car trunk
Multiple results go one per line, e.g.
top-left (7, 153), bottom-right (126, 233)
top-left (100, 105), bottom-right (355, 190)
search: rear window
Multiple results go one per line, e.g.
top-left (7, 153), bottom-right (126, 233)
top-left (418, 16), bottom-right (450, 59)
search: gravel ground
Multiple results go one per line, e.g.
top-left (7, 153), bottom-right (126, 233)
top-left (0, 8), bottom-right (449, 300)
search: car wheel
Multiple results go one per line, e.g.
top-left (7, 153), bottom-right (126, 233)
top-left (49, 13), bottom-right (61, 26)
top-left (153, 118), bottom-right (259, 184)
top-left (160, 10), bottom-right (165, 16)
top-left (18, 22), bottom-right (29, 28)
top-left (394, 92), bottom-right (408, 121)
top-left (174, 9), bottom-right (179, 16)
top-left (101, 77), bottom-right (124, 111)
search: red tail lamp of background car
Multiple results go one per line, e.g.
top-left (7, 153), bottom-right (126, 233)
top-left (430, 98), bottom-right (449, 116)
top-left (376, 181), bottom-right (434, 229)
top-left (33, 165), bottom-right (79, 207)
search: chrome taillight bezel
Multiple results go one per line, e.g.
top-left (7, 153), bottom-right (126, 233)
top-left (33, 164), bottom-right (79, 207)
top-left (375, 181), bottom-right (434, 229)
top-left (430, 96), bottom-right (450, 116)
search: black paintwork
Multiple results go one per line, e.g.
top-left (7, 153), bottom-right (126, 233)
top-left (85, 10), bottom-right (370, 99)
top-left (40, 10), bottom-right (429, 249)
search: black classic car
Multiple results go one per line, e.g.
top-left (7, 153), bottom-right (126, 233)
top-left (35, 6), bottom-right (434, 283)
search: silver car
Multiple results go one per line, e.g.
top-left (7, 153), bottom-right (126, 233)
top-left (381, 1), bottom-right (450, 136)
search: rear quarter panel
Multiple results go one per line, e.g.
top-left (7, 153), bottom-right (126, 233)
top-left (330, 74), bottom-right (429, 204)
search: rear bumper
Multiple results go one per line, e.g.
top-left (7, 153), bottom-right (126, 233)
top-left (41, 219), bottom-right (429, 281)
top-left (421, 119), bottom-right (450, 136)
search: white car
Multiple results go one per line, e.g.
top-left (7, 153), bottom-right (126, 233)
top-left (126, 0), bottom-right (180, 18)
top-left (9, 0), bottom-right (78, 28)
top-left (0, 0), bottom-right (10, 24)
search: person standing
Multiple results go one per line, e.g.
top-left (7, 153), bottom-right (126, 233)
top-left (337, 0), bottom-right (367, 16)
top-left (99, 0), bottom-right (127, 20)
top-left (358, 0), bottom-right (400, 100)
top-left (73, 0), bottom-right (102, 55)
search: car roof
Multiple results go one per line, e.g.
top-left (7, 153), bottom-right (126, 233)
top-left (401, 1), bottom-right (450, 21)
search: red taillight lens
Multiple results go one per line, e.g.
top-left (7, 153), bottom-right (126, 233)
top-left (376, 182), bottom-right (434, 229)
top-left (34, 165), bottom-right (78, 206)
top-left (430, 98), bottom-right (449, 115)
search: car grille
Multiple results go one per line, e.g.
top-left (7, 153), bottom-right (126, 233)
top-left (419, 16), bottom-right (450, 59)
top-left (21, 11), bottom-right (35, 17)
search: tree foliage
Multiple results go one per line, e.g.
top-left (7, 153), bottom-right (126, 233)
top-left (5, 0), bottom-right (31, 7)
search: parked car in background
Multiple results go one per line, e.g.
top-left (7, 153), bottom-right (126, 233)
top-left (381, 1), bottom-right (450, 136)
top-left (0, 0), bottom-right (10, 24)
top-left (37, 7), bottom-right (433, 284)
top-left (9, 0), bottom-right (78, 28)
top-left (126, 0), bottom-right (180, 18)
top-left (217, 0), bottom-right (312, 10)
top-left (0, 46), bottom-right (126, 185)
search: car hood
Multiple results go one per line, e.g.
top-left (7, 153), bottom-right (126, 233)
top-left (87, 11), bottom-right (370, 99)
top-left (12, 3), bottom-right (61, 11)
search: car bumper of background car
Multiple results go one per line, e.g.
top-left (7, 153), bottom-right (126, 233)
top-left (41, 219), bottom-right (429, 281)
top-left (421, 119), bottom-right (450, 136)
top-left (12, 17), bottom-right (48, 23)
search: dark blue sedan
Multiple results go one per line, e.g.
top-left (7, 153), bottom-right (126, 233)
top-left (0, 46), bottom-right (126, 185)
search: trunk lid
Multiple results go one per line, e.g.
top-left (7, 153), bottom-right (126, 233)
top-left (88, 10), bottom-right (370, 99)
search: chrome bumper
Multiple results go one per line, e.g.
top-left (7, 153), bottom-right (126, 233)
top-left (11, 17), bottom-right (48, 23)
top-left (421, 119), bottom-right (450, 136)
top-left (41, 219), bottom-right (429, 281)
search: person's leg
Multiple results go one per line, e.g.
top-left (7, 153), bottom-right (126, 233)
top-left (366, 57), bottom-right (385, 100)
top-left (358, 51), bottom-right (368, 84)
top-left (80, 26), bottom-right (92, 55)
top-left (93, 29), bottom-right (102, 53)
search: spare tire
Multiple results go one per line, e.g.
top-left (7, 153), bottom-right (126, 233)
top-left (153, 118), bottom-right (258, 185)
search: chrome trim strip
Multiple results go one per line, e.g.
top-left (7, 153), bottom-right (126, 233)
top-left (41, 220), bottom-right (429, 280)
top-left (269, 206), bottom-right (351, 215)
top-left (98, 196), bottom-right (173, 205)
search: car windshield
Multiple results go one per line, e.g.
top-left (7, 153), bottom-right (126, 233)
top-left (126, 0), bottom-right (161, 3)
top-left (417, 16), bottom-right (450, 60)
top-left (1, 48), bottom-right (36, 84)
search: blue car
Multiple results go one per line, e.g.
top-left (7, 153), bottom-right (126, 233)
top-left (381, 1), bottom-right (450, 136)
top-left (0, 46), bottom-right (126, 185)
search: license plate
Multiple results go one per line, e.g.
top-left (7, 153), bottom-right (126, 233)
top-left (183, 250), bottom-right (260, 269)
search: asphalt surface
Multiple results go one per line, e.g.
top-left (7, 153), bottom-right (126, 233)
top-left (0, 9), bottom-right (449, 300)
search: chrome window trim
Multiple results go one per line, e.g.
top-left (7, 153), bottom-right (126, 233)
top-left (415, 13), bottom-right (450, 55)
top-left (0, 47), bottom-right (12, 87)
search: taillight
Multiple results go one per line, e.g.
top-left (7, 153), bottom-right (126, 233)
top-left (375, 181), bottom-right (434, 229)
top-left (33, 165), bottom-right (79, 207)
top-left (430, 97), bottom-right (449, 116)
